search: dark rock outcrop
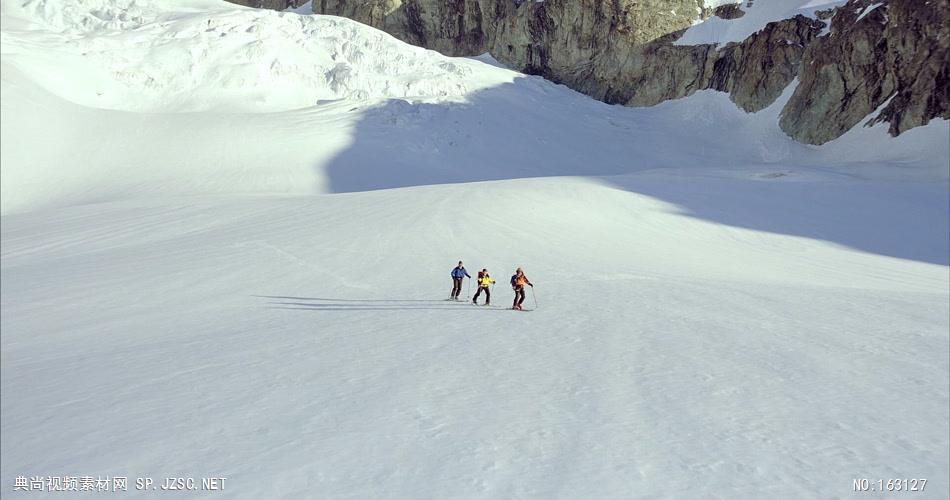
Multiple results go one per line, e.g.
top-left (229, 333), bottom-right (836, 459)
top-left (711, 4), bottom-right (745, 20)
top-left (312, 1), bottom-right (702, 69)
top-left (780, 0), bottom-right (950, 144)
top-left (710, 15), bottom-right (823, 112)
top-left (226, 0), bottom-right (307, 10)
top-left (598, 15), bottom-right (822, 112)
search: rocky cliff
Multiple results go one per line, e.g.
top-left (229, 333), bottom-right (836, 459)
top-left (782, 0), bottom-right (949, 144)
top-left (227, 0), bottom-right (307, 10)
top-left (304, 0), bottom-right (948, 145)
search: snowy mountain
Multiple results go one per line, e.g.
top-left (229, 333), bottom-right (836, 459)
top-left (313, 0), bottom-right (950, 144)
top-left (1, 0), bottom-right (948, 498)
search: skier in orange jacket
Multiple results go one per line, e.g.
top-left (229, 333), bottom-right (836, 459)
top-left (509, 267), bottom-right (533, 310)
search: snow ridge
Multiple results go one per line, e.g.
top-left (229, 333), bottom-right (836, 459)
top-left (1, 0), bottom-right (515, 112)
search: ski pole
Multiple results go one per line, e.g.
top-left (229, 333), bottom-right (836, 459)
top-left (466, 277), bottom-right (471, 299)
top-left (531, 286), bottom-right (538, 309)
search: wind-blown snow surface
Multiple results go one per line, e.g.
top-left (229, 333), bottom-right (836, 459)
top-left (2, 0), bottom-right (949, 498)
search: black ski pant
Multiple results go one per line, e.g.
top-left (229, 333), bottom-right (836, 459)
top-left (451, 277), bottom-right (464, 298)
top-left (513, 286), bottom-right (526, 308)
top-left (473, 286), bottom-right (490, 304)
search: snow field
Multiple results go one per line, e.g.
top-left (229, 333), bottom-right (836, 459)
top-left (1, 0), bottom-right (948, 497)
top-left (2, 176), bottom-right (947, 497)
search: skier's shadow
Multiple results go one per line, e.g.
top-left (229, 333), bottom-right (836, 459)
top-left (255, 295), bottom-right (475, 312)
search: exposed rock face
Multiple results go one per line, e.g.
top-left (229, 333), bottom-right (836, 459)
top-left (226, 0), bottom-right (307, 10)
top-left (313, 0), bottom-right (703, 75)
top-left (598, 15), bottom-right (822, 112)
top-left (781, 0), bottom-right (950, 144)
top-left (710, 4), bottom-right (745, 20)
top-left (307, 0), bottom-right (948, 144)
top-left (313, 0), bottom-right (817, 112)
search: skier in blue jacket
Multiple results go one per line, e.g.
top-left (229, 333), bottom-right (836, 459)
top-left (450, 261), bottom-right (471, 300)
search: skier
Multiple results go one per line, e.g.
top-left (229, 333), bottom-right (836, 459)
top-left (450, 261), bottom-right (471, 300)
top-left (510, 267), bottom-right (533, 310)
top-left (472, 268), bottom-right (495, 305)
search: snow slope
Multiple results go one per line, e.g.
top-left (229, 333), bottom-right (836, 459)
top-left (2, 0), bottom-right (948, 498)
top-left (3, 178), bottom-right (948, 498)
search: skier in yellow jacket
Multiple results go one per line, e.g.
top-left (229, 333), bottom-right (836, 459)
top-left (472, 269), bottom-right (496, 306)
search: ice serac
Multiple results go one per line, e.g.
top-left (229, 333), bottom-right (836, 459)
top-left (780, 0), bottom-right (950, 145)
top-left (311, 0), bottom-right (949, 145)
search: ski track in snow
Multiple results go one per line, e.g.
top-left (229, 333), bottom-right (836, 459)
top-left (2, 183), bottom-right (947, 498)
top-left (1, 0), bottom-right (948, 498)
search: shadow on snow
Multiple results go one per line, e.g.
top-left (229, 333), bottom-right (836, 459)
top-left (319, 77), bottom-right (949, 266)
top-left (257, 297), bottom-right (510, 312)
